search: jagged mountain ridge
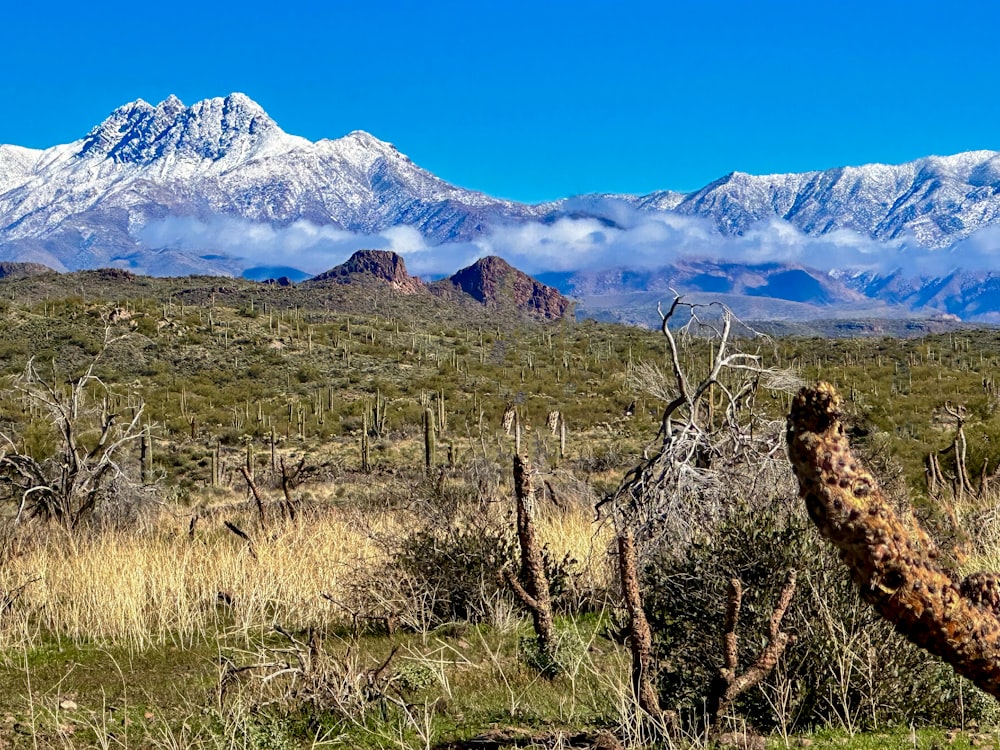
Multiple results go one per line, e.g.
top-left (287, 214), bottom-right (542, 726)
top-left (628, 151), bottom-right (1000, 247)
top-left (4, 94), bottom-right (1000, 263)
top-left (0, 94), bottom-right (541, 274)
top-left (4, 93), bottom-right (1000, 319)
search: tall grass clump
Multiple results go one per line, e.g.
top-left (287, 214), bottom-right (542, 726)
top-left (0, 510), bottom-right (381, 650)
top-left (0, 463), bottom-right (611, 652)
top-left (343, 459), bottom-right (613, 633)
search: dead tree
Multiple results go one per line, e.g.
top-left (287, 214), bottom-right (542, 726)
top-left (787, 382), bottom-right (1000, 698)
top-left (279, 457), bottom-right (308, 520)
top-left (239, 466), bottom-right (267, 529)
top-left (604, 297), bottom-right (799, 546)
top-left (945, 402), bottom-right (973, 498)
top-left (0, 333), bottom-right (148, 529)
top-left (602, 296), bottom-right (801, 726)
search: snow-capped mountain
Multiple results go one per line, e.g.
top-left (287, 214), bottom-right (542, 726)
top-left (4, 92), bottom-right (1000, 320)
top-left (638, 152), bottom-right (1000, 247)
top-left (0, 93), bottom-right (539, 274)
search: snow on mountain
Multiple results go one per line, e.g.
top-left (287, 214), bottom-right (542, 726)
top-left (641, 151), bottom-right (1000, 247)
top-left (5, 92), bottom-right (1000, 319)
top-left (0, 93), bottom-right (539, 274)
top-left (75, 93), bottom-right (308, 172)
top-left (0, 145), bottom-right (43, 194)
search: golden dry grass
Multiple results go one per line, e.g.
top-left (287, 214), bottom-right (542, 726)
top-left (0, 481), bottom-right (612, 652)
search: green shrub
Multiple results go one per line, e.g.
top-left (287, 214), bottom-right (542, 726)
top-left (641, 496), bottom-right (996, 732)
top-left (520, 624), bottom-right (588, 677)
top-left (391, 523), bottom-right (518, 623)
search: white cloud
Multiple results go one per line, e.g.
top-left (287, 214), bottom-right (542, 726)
top-left (137, 216), bottom-right (441, 275)
top-left (136, 204), bottom-right (1000, 280)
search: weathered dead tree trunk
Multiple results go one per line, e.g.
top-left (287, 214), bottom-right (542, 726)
top-left (278, 457), bottom-right (304, 521)
top-left (617, 531), bottom-right (665, 721)
top-left (944, 402), bottom-right (973, 499)
top-left (787, 382), bottom-right (1000, 698)
top-left (239, 466), bottom-right (267, 530)
top-left (504, 454), bottom-right (556, 672)
top-left (925, 452), bottom-right (943, 496)
top-left (706, 572), bottom-right (796, 729)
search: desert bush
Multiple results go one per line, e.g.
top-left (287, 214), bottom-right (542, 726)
top-left (348, 464), bottom-right (586, 630)
top-left (639, 461), bottom-right (998, 734)
top-left (520, 623), bottom-right (589, 676)
top-left (375, 515), bottom-right (582, 628)
top-left (388, 523), bottom-right (518, 624)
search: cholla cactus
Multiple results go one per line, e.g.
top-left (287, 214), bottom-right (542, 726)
top-left (787, 382), bottom-right (1000, 698)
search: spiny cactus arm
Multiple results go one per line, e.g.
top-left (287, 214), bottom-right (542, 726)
top-left (787, 382), bottom-right (1000, 698)
top-left (708, 572), bottom-right (796, 726)
top-left (617, 531), bottom-right (666, 720)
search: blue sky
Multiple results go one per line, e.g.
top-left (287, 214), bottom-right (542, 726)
top-left (3, 0), bottom-right (998, 203)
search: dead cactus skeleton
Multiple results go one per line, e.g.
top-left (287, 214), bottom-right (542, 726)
top-left (707, 572), bottom-right (797, 727)
top-left (504, 454), bottom-right (557, 673)
top-left (787, 381), bottom-right (1000, 698)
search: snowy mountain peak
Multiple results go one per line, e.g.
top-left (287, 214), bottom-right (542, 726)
top-left (312, 129), bottom-right (417, 178)
top-left (157, 94), bottom-right (185, 116)
top-left (335, 130), bottom-right (408, 162)
top-left (343, 130), bottom-right (396, 149)
top-left (76, 92), bottom-right (286, 166)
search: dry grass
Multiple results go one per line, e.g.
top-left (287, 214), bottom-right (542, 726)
top-left (1, 508), bottom-right (379, 651)
top-left (0, 481), bottom-right (611, 653)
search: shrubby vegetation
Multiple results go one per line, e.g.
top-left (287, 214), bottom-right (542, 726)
top-left (1, 272), bottom-right (1000, 747)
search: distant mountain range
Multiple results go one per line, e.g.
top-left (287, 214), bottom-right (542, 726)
top-left (4, 93), bottom-right (1000, 322)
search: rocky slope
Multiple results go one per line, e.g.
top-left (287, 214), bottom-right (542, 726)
top-left (439, 256), bottom-right (572, 320)
top-left (0, 261), bottom-right (54, 279)
top-left (308, 249), bottom-right (424, 293)
top-left (305, 250), bottom-right (570, 320)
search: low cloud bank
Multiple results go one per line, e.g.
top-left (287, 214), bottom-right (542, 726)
top-left (137, 202), bottom-right (1000, 280)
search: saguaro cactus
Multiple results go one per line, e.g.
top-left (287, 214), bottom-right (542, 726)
top-left (787, 381), bottom-right (1000, 698)
top-left (423, 408), bottom-right (436, 472)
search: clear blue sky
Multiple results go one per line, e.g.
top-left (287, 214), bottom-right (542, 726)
top-left (2, 0), bottom-right (998, 203)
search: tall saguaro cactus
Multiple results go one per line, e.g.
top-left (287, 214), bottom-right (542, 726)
top-left (787, 382), bottom-right (1000, 698)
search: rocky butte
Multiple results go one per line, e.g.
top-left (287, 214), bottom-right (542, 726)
top-left (306, 250), bottom-right (572, 321)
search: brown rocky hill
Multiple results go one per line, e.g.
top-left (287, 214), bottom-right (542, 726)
top-left (0, 261), bottom-right (54, 279)
top-left (307, 251), bottom-right (572, 321)
top-left (437, 256), bottom-right (572, 320)
top-left (307, 250), bottom-right (424, 294)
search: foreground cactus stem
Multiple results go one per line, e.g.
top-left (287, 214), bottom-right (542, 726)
top-left (787, 382), bottom-right (1000, 698)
